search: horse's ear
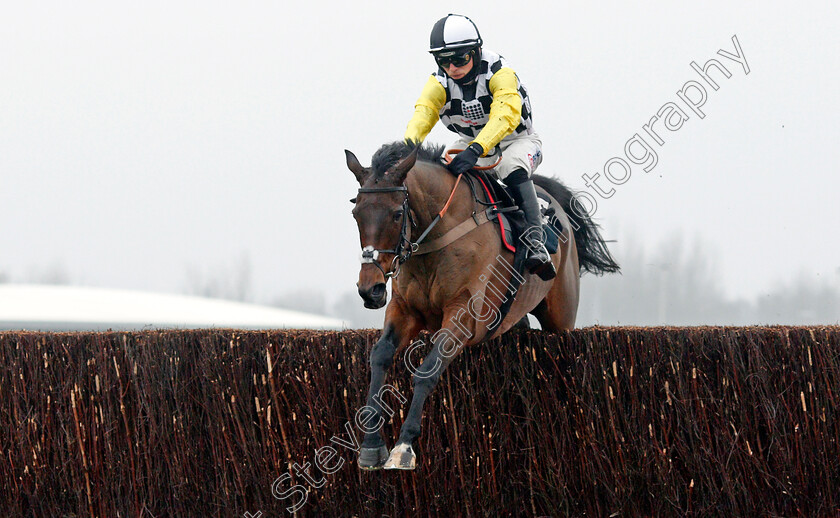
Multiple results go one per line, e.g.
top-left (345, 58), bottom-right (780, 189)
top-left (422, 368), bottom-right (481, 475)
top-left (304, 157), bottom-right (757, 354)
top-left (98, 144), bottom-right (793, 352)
top-left (345, 149), bottom-right (370, 185)
top-left (387, 145), bottom-right (419, 184)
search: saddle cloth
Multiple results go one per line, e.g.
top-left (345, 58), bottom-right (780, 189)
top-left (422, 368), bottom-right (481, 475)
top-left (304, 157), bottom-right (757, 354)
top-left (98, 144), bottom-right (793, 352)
top-left (471, 172), bottom-right (561, 255)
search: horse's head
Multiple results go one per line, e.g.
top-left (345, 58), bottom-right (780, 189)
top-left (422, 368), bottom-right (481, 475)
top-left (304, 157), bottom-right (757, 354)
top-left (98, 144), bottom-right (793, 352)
top-left (346, 146), bottom-right (418, 309)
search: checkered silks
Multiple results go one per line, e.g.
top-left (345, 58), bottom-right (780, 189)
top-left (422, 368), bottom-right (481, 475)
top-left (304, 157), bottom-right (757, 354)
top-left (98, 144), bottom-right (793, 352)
top-left (433, 48), bottom-right (534, 140)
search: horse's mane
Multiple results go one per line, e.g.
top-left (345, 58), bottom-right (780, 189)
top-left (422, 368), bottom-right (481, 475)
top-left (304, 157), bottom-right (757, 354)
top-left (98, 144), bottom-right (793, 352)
top-left (371, 141), bottom-right (445, 178)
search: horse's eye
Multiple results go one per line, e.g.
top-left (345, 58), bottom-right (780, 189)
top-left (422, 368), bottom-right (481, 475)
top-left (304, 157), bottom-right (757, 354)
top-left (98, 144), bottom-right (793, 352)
top-left (393, 210), bottom-right (404, 222)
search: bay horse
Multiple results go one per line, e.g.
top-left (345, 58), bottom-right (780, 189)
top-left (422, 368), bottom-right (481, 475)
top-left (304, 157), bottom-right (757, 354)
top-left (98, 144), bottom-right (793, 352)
top-left (346, 141), bottom-right (619, 470)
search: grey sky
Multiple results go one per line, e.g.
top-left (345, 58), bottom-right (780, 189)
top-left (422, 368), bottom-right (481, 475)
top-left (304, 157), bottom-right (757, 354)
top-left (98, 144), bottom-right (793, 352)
top-left (2, 1), bottom-right (838, 308)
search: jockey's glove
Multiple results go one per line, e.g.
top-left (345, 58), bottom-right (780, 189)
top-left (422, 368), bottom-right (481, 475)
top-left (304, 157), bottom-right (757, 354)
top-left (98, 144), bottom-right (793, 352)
top-left (447, 142), bottom-right (484, 175)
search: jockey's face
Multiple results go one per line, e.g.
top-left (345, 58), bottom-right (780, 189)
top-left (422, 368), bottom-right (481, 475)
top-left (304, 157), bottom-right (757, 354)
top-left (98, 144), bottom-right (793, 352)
top-left (442, 55), bottom-right (473, 80)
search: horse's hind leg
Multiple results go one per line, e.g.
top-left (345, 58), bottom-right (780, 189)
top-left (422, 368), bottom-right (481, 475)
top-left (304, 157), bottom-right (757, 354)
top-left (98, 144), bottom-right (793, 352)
top-left (358, 302), bottom-right (423, 470)
top-left (531, 266), bottom-right (580, 331)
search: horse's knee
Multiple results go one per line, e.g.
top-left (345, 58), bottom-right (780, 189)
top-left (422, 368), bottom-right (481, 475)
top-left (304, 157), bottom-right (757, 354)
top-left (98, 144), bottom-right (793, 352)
top-left (412, 364), bottom-right (441, 390)
top-left (370, 339), bottom-right (396, 370)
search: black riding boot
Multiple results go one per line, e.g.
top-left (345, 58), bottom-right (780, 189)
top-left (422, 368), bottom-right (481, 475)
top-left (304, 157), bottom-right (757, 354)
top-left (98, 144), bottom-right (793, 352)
top-left (507, 170), bottom-right (556, 281)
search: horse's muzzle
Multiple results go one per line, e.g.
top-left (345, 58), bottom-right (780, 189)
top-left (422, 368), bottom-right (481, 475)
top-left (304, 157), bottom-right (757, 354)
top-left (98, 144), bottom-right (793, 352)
top-left (358, 282), bottom-right (387, 309)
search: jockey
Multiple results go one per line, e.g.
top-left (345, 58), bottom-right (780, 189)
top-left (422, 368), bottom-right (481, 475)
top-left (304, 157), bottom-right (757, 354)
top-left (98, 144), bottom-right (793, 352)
top-left (405, 14), bottom-right (556, 281)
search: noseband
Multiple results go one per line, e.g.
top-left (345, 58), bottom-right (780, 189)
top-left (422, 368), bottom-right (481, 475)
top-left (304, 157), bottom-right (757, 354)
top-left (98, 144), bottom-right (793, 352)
top-left (356, 186), bottom-right (414, 279)
top-left (355, 171), bottom-right (468, 280)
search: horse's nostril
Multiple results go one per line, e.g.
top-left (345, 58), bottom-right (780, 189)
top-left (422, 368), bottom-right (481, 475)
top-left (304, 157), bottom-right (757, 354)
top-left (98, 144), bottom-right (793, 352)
top-left (371, 283), bottom-right (386, 299)
top-left (358, 283), bottom-right (387, 303)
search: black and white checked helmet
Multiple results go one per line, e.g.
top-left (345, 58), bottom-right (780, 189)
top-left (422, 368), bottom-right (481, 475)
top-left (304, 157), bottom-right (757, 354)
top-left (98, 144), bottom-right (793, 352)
top-left (428, 14), bottom-right (482, 54)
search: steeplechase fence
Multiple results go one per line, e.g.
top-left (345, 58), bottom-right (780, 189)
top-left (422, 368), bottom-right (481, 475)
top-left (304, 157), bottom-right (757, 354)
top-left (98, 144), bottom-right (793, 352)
top-left (1, 326), bottom-right (838, 516)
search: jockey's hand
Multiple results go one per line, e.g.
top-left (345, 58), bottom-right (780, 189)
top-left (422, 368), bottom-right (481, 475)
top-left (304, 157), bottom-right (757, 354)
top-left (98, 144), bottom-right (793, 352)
top-left (447, 143), bottom-right (484, 174)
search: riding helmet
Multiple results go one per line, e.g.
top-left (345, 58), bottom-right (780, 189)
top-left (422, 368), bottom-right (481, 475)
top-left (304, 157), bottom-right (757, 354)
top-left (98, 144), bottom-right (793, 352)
top-left (429, 14), bottom-right (482, 53)
top-left (429, 14), bottom-right (483, 84)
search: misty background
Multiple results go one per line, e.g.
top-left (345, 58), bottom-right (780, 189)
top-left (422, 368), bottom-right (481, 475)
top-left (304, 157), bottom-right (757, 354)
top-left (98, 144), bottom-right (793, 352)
top-left (2, 2), bottom-right (838, 328)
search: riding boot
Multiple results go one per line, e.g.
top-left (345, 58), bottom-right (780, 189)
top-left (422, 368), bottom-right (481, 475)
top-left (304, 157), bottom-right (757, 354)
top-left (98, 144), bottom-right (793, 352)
top-left (507, 171), bottom-right (557, 281)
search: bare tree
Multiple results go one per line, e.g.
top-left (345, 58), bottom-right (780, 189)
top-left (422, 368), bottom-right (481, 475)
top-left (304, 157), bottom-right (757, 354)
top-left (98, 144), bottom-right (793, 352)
top-left (577, 233), bottom-right (839, 326)
top-left (272, 289), bottom-right (327, 316)
top-left (183, 252), bottom-right (252, 302)
top-left (329, 290), bottom-right (386, 329)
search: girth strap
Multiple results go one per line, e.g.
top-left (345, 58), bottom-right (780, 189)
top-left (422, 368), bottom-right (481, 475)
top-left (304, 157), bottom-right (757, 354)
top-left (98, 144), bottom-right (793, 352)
top-left (413, 208), bottom-right (493, 256)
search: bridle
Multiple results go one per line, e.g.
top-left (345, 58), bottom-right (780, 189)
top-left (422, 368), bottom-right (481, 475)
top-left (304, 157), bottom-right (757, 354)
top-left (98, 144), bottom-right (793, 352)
top-left (355, 186), bottom-right (414, 279)
top-left (354, 149), bottom-right (502, 280)
top-left (354, 175), bottom-right (467, 280)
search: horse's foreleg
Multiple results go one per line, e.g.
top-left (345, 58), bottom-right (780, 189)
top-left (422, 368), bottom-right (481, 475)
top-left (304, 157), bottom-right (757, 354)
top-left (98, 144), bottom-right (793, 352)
top-left (384, 311), bottom-right (474, 470)
top-left (358, 303), bottom-right (422, 470)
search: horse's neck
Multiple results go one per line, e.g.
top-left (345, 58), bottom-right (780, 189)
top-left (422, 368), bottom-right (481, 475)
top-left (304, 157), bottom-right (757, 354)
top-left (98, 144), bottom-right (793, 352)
top-left (405, 163), bottom-right (474, 232)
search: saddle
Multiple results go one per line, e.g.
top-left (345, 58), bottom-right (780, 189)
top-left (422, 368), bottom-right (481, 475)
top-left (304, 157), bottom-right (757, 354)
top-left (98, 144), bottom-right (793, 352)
top-left (467, 170), bottom-right (562, 255)
top-left (466, 170), bottom-right (565, 337)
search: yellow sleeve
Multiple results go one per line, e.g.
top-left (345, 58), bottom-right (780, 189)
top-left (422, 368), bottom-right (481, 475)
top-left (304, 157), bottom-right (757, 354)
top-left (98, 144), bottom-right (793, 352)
top-left (471, 67), bottom-right (523, 154)
top-left (405, 75), bottom-right (446, 143)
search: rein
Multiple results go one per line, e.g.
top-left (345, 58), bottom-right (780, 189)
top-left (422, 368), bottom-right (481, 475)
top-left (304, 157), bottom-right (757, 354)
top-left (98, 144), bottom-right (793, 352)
top-left (409, 173), bottom-right (464, 251)
top-left (356, 149), bottom-right (502, 279)
top-left (356, 175), bottom-right (465, 279)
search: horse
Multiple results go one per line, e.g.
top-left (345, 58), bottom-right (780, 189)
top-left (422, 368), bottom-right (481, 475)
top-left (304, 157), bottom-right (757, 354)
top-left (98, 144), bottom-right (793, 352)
top-left (345, 141), bottom-right (619, 470)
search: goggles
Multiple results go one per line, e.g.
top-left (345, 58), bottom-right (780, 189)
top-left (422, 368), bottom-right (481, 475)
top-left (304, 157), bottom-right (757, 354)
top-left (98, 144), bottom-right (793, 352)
top-left (434, 50), bottom-right (473, 68)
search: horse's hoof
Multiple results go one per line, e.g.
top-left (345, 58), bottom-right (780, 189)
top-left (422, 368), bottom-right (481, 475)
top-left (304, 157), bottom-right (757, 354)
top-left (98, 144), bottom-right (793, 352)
top-left (383, 443), bottom-right (416, 470)
top-left (358, 445), bottom-right (389, 471)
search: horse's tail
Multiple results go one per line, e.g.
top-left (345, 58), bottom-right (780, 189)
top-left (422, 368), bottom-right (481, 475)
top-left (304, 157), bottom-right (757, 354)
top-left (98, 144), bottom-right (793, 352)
top-left (532, 174), bottom-right (621, 276)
